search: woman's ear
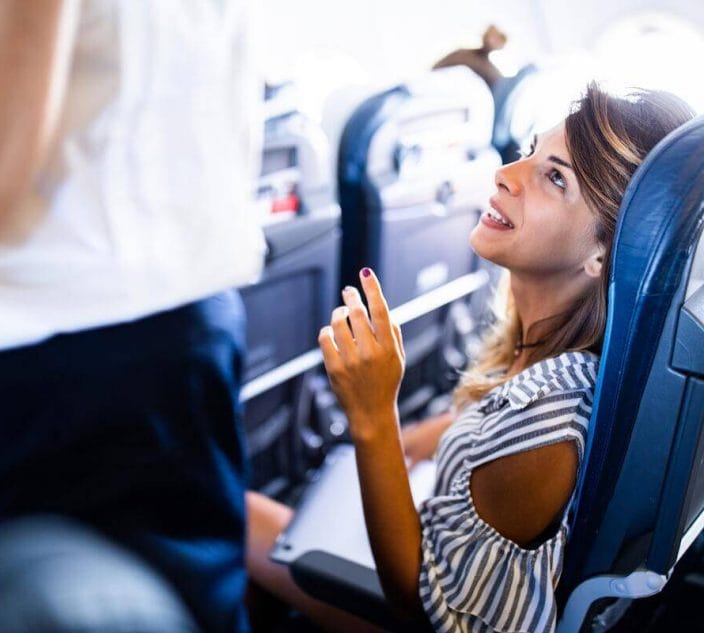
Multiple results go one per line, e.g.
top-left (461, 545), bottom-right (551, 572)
top-left (584, 243), bottom-right (606, 278)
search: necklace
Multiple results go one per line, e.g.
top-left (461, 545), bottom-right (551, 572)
top-left (513, 339), bottom-right (546, 357)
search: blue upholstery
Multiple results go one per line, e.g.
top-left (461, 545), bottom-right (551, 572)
top-left (337, 86), bottom-right (408, 293)
top-left (559, 115), bottom-right (704, 609)
top-left (491, 64), bottom-right (538, 163)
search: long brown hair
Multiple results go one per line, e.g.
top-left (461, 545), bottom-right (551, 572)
top-left (454, 82), bottom-right (695, 407)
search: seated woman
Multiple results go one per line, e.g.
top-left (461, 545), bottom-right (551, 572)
top-left (246, 84), bottom-right (694, 633)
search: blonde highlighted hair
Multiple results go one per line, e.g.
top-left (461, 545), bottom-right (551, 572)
top-left (454, 82), bottom-right (695, 409)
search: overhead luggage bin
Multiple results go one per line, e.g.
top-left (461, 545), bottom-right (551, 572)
top-left (238, 85), bottom-right (341, 492)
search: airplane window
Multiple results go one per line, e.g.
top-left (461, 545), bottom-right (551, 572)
top-left (593, 11), bottom-right (704, 112)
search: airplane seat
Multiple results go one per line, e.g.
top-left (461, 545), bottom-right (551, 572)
top-left (491, 63), bottom-right (538, 163)
top-left (556, 114), bottom-right (704, 631)
top-left (266, 115), bottom-right (704, 632)
top-left (319, 81), bottom-right (386, 193)
top-left (335, 66), bottom-right (501, 423)
top-left (238, 87), bottom-right (341, 494)
top-left (0, 515), bottom-right (201, 633)
top-left (491, 62), bottom-right (590, 166)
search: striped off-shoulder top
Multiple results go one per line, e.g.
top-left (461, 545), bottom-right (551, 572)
top-left (418, 350), bottom-right (599, 633)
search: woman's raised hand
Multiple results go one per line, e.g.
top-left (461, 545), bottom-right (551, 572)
top-left (318, 268), bottom-right (405, 442)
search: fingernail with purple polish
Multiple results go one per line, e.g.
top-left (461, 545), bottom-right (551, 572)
top-left (361, 267), bottom-right (371, 278)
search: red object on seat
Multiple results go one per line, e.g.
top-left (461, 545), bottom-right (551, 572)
top-left (271, 194), bottom-right (299, 214)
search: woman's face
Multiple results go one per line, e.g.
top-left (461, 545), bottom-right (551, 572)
top-left (470, 122), bottom-right (603, 281)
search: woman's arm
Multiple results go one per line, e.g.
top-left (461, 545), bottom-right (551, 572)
top-left (352, 411), bottom-right (426, 617)
top-left (318, 270), bottom-right (425, 617)
top-left (318, 269), bottom-right (581, 616)
top-left (0, 0), bottom-right (79, 223)
top-left (471, 440), bottom-right (579, 546)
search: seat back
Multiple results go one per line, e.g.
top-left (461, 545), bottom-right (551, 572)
top-left (491, 63), bottom-right (538, 163)
top-left (239, 96), bottom-right (341, 492)
top-left (337, 66), bottom-right (497, 303)
top-left (336, 67), bottom-right (501, 419)
top-left (558, 115), bottom-right (704, 629)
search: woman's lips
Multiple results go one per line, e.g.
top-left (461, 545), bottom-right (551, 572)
top-left (482, 198), bottom-right (514, 230)
top-left (481, 212), bottom-right (514, 231)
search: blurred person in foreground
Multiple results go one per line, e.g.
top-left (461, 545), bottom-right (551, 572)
top-left (0, 1), bottom-right (264, 632)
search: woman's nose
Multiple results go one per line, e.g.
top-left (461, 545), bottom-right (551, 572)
top-left (495, 161), bottom-right (522, 196)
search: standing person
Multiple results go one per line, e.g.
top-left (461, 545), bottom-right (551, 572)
top-left (0, 1), bottom-right (264, 632)
top-left (433, 25), bottom-right (508, 90)
top-left (246, 84), bottom-right (694, 632)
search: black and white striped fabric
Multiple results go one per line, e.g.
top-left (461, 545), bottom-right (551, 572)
top-left (418, 351), bottom-right (599, 633)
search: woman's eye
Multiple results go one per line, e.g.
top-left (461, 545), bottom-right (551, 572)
top-left (549, 168), bottom-right (567, 191)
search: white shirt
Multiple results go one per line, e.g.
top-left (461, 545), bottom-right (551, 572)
top-left (0, 0), bottom-right (265, 349)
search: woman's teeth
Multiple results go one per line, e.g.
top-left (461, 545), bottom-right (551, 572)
top-left (486, 208), bottom-right (514, 228)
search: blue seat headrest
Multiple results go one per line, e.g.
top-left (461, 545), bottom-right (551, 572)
top-left (562, 114), bottom-right (704, 595)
